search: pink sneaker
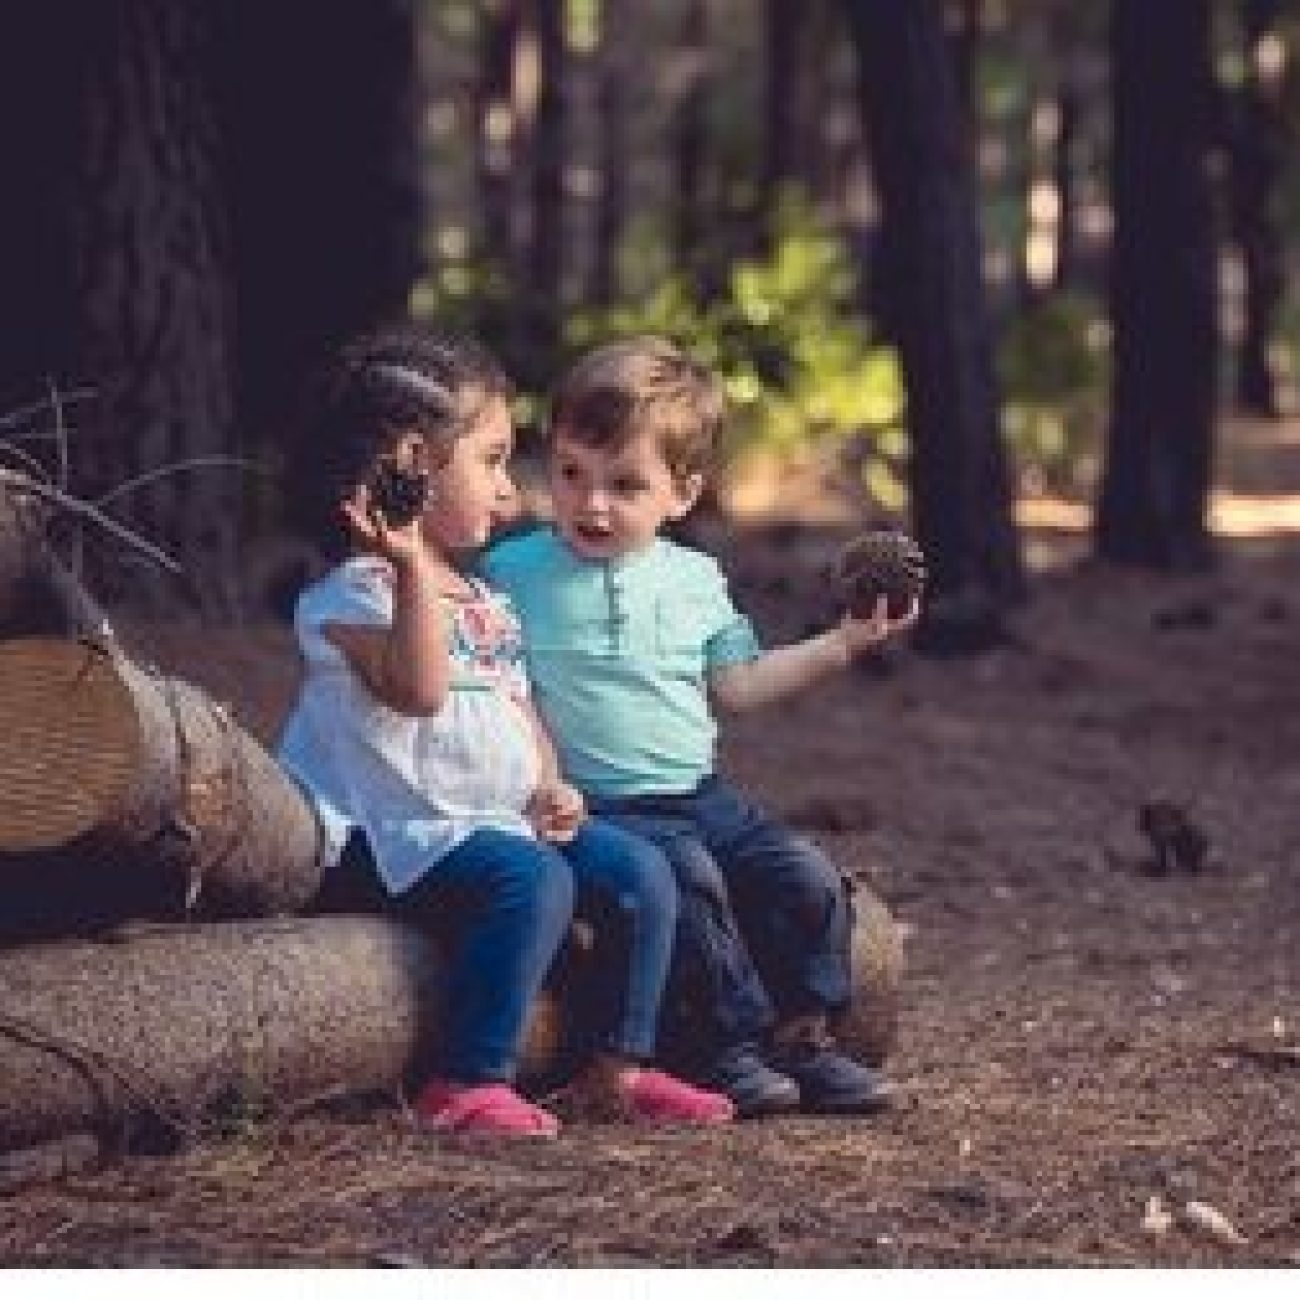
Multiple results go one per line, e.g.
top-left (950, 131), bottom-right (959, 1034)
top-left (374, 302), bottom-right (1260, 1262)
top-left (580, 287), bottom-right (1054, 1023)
top-left (413, 1080), bottom-right (561, 1138)
top-left (612, 1067), bottom-right (736, 1127)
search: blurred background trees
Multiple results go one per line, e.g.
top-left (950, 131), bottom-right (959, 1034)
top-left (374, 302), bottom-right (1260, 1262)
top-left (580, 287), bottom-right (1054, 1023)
top-left (0, 0), bottom-right (1297, 635)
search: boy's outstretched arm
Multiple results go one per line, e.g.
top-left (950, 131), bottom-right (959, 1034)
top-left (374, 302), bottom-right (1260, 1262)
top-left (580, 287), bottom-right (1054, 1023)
top-left (709, 596), bottom-right (918, 713)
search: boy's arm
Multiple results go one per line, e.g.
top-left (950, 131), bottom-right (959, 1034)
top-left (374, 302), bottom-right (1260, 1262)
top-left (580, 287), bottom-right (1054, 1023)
top-left (709, 597), bottom-right (917, 713)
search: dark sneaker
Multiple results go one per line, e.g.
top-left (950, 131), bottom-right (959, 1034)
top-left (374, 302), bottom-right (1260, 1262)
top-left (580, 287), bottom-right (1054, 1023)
top-left (700, 1041), bottom-right (800, 1118)
top-left (770, 1024), bottom-right (896, 1115)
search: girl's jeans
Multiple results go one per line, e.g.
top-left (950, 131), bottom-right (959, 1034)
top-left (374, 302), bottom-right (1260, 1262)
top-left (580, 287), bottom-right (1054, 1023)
top-left (325, 819), bottom-right (677, 1082)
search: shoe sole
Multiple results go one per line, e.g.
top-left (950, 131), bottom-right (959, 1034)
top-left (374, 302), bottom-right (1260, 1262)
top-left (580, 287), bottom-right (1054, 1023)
top-left (799, 1089), bottom-right (895, 1116)
top-left (732, 1088), bottom-right (803, 1120)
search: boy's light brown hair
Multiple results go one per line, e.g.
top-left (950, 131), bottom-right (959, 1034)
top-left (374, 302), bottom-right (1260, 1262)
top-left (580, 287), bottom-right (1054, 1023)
top-left (550, 337), bottom-right (726, 483)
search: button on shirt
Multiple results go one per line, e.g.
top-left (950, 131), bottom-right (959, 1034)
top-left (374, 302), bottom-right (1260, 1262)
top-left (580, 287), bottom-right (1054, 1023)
top-left (481, 527), bottom-right (761, 799)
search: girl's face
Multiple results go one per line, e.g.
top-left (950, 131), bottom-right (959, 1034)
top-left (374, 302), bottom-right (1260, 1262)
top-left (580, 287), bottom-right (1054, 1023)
top-left (421, 394), bottom-right (518, 552)
top-left (549, 427), bottom-right (702, 561)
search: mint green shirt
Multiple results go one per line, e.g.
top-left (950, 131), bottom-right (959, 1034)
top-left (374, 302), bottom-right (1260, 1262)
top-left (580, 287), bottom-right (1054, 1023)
top-left (481, 527), bottom-right (762, 798)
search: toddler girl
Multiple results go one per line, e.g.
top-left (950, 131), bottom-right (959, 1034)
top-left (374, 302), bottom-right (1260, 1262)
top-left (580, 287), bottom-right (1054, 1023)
top-left (277, 326), bottom-right (733, 1137)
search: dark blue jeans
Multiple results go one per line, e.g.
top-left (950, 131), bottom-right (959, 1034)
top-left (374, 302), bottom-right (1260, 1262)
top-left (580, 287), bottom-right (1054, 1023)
top-left (326, 819), bottom-right (677, 1082)
top-left (590, 776), bottom-right (852, 1068)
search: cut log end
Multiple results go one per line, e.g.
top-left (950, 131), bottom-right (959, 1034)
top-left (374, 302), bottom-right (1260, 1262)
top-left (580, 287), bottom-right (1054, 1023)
top-left (0, 638), bottom-right (140, 852)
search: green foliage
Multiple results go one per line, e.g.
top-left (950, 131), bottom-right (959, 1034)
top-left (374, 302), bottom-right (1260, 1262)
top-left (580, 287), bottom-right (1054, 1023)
top-left (567, 196), bottom-right (906, 500)
top-left (998, 291), bottom-right (1109, 494)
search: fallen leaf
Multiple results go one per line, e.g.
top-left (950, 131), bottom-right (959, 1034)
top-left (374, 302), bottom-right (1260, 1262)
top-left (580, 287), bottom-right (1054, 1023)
top-left (1181, 1200), bottom-right (1247, 1245)
top-left (1142, 1195), bottom-right (1173, 1236)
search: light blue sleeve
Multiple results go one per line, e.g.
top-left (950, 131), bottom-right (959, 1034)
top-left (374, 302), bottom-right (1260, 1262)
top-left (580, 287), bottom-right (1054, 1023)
top-left (478, 532), bottom-right (534, 600)
top-left (693, 554), bottom-right (763, 668)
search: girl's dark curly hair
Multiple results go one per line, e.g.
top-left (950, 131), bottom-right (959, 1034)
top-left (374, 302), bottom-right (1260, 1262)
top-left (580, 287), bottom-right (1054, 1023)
top-left (289, 325), bottom-right (511, 560)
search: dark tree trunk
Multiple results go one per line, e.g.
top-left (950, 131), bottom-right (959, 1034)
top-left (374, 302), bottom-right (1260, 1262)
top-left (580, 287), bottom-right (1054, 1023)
top-left (843, 0), bottom-right (1025, 652)
top-left (0, 1), bottom-right (238, 603)
top-left (75, 0), bottom-right (238, 592)
top-left (1095, 0), bottom-right (1218, 571)
top-left (948, 0), bottom-right (983, 125)
top-left (0, 6), bottom-right (80, 417)
top-left (763, 0), bottom-right (803, 207)
top-left (1230, 0), bottom-right (1286, 417)
top-left (671, 0), bottom-right (710, 283)
top-left (0, 1), bottom-right (424, 608)
top-left (1052, 76), bottom-right (1080, 292)
top-left (525, 0), bottom-right (567, 356)
top-left (221, 0), bottom-right (424, 459)
top-left (592, 0), bottom-right (629, 304)
top-left (476, 0), bottom-right (523, 279)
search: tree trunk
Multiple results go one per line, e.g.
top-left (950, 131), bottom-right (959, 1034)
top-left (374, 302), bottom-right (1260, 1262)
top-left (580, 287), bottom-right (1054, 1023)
top-left (221, 0), bottom-right (424, 466)
top-left (591, 0), bottom-right (630, 304)
top-left (763, 0), bottom-right (804, 209)
top-left (843, 0), bottom-right (1025, 654)
top-left (0, 637), bottom-right (322, 939)
top-left (475, 0), bottom-right (523, 281)
top-left (1095, 0), bottom-right (1218, 571)
top-left (67, 0), bottom-right (238, 603)
top-left (0, 5), bottom-right (80, 417)
top-left (671, 0), bottom-right (710, 283)
top-left (525, 0), bottom-right (567, 357)
top-left (1230, 0), bottom-right (1286, 417)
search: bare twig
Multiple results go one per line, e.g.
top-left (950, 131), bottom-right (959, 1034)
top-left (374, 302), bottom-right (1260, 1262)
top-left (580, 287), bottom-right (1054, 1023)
top-left (0, 467), bottom-right (182, 574)
top-left (48, 377), bottom-right (70, 491)
top-left (0, 386), bottom-right (96, 433)
top-left (95, 455), bottom-right (270, 511)
top-left (0, 436), bottom-right (54, 485)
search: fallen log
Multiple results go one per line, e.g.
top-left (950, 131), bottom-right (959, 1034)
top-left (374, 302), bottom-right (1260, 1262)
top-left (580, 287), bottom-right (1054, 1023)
top-left (837, 884), bottom-right (905, 1067)
top-left (0, 915), bottom-right (568, 1154)
top-left (0, 489), bottom-right (113, 641)
top-left (0, 636), bottom-right (322, 937)
top-left (0, 899), bottom-right (903, 1155)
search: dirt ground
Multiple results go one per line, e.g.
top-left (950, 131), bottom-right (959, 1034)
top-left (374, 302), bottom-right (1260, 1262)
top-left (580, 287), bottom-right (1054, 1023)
top-left (1, 419), bottom-right (1298, 1267)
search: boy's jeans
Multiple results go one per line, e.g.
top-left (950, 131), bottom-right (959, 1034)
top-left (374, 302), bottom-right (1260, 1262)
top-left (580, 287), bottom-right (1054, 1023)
top-left (590, 775), bottom-right (853, 1069)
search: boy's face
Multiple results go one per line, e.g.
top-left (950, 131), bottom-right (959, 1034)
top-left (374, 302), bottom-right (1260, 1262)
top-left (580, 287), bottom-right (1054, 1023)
top-left (422, 394), bottom-right (519, 551)
top-left (549, 427), bottom-right (702, 561)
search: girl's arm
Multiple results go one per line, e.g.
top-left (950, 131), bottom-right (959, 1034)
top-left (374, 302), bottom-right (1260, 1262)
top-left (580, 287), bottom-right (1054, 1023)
top-left (323, 492), bottom-right (454, 716)
top-left (709, 596), bottom-right (917, 713)
top-left (514, 693), bottom-right (586, 841)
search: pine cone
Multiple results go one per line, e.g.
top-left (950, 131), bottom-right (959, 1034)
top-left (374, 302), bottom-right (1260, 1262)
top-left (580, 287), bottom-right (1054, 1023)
top-left (834, 529), bottom-right (927, 619)
top-left (368, 463), bottom-right (429, 528)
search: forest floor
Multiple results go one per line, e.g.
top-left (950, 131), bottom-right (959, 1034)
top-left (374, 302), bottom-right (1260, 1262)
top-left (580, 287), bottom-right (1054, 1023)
top-left (2, 417), bottom-right (1299, 1266)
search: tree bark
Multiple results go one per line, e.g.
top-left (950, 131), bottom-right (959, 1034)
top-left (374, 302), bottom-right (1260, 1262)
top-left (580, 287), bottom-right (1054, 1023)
top-left (0, 903), bottom-right (904, 1154)
top-left (843, 0), bottom-right (1025, 653)
top-left (475, 0), bottom-right (524, 280)
top-left (1095, 0), bottom-right (1218, 570)
top-left (671, 0), bottom-right (710, 283)
top-left (591, 0), bottom-right (630, 304)
top-left (525, 0), bottom-right (567, 356)
top-left (221, 0), bottom-right (424, 457)
top-left (0, 917), bottom-right (566, 1155)
top-left (0, 637), bottom-right (322, 939)
top-left (67, 0), bottom-right (238, 601)
top-left (1230, 0), bottom-right (1286, 417)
